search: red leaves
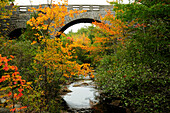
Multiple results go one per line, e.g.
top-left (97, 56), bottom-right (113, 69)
top-left (8, 92), bottom-right (12, 96)
top-left (10, 108), bottom-right (16, 112)
top-left (13, 82), bottom-right (17, 84)
top-left (18, 92), bottom-right (23, 97)
top-left (0, 76), bottom-right (6, 82)
top-left (18, 88), bottom-right (24, 93)
top-left (0, 54), bottom-right (17, 72)
top-left (0, 54), bottom-right (31, 110)
top-left (14, 66), bottom-right (18, 71)
top-left (135, 23), bottom-right (147, 28)
top-left (123, 75), bottom-right (135, 79)
top-left (3, 64), bottom-right (9, 71)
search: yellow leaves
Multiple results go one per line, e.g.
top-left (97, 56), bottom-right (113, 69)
top-left (39, 75), bottom-right (43, 80)
top-left (26, 21), bottom-right (33, 26)
top-left (26, 82), bottom-right (32, 85)
top-left (26, 2), bottom-right (94, 81)
top-left (34, 33), bottom-right (39, 36)
top-left (3, 43), bottom-right (6, 46)
top-left (26, 2), bottom-right (83, 43)
top-left (42, 25), bottom-right (48, 30)
top-left (0, 86), bottom-right (9, 91)
top-left (32, 27), bottom-right (36, 29)
top-left (30, 17), bottom-right (36, 23)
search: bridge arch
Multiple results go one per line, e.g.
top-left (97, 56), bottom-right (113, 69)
top-left (59, 18), bottom-right (101, 33)
top-left (1, 5), bottom-right (114, 38)
top-left (8, 28), bottom-right (26, 39)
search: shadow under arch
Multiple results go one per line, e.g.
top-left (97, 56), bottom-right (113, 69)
top-left (8, 28), bottom-right (26, 39)
top-left (57, 18), bottom-right (101, 37)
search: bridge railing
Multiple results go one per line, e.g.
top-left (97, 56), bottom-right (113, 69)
top-left (14, 4), bottom-right (113, 13)
top-left (66, 5), bottom-right (113, 11)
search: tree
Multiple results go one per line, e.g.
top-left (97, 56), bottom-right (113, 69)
top-left (0, 0), bottom-right (16, 36)
top-left (26, 2), bottom-right (94, 112)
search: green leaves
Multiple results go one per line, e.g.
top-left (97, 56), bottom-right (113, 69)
top-left (95, 0), bottom-right (169, 112)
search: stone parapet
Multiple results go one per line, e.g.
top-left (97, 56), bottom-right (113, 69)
top-left (0, 4), bottom-right (114, 37)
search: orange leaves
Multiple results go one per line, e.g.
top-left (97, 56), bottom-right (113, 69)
top-left (0, 54), bottom-right (16, 71)
top-left (93, 10), bottom-right (127, 42)
top-left (9, 105), bottom-right (27, 112)
top-left (16, 106), bottom-right (27, 110)
top-left (31, 41), bottom-right (37, 45)
top-left (10, 55), bottom-right (14, 59)
top-left (63, 73), bottom-right (69, 78)
top-left (93, 37), bottom-right (108, 44)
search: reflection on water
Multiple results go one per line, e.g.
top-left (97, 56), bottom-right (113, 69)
top-left (63, 80), bottom-right (99, 109)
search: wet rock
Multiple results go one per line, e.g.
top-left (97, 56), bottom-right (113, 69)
top-left (81, 83), bottom-right (89, 86)
top-left (73, 84), bottom-right (81, 87)
top-left (89, 99), bottom-right (98, 107)
top-left (110, 100), bottom-right (121, 106)
top-left (60, 98), bottom-right (70, 112)
top-left (68, 108), bottom-right (93, 113)
top-left (73, 83), bottom-right (89, 87)
top-left (0, 98), bottom-right (7, 108)
top-left (126, 108), bottom-right (131, 113)
top-left (0, 98), bottom-right (6, 104)
top-left (60, 87), bottom-right (72, 95)
top-left (62, 88), bottom-right (72, 93)
top-left (0, 108), bottom-right (10, 113)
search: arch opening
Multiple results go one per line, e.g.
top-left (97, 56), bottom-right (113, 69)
top-left (8, 28), bottom-right (26, 39)
top-left (59, 18), bottom-right (101, 35)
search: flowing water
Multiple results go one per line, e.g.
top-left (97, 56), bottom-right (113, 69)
top-left (62, 79), bottom-right (127, 113)
top-left (63, 80), bottom-right (99, 110)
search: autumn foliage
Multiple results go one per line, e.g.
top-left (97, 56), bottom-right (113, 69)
top-left (23, 2), bottom-right (94, 112)
top-left (0, 54), bottom-right (31, 112)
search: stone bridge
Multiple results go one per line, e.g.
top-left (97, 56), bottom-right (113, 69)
top-left (0, 4), bottom-right (114, 38)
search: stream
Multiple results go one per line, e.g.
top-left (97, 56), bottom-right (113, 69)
top-left (62, 79), bottom-right (127, 113)
top-left (62, 80), bottom-right (98, 112)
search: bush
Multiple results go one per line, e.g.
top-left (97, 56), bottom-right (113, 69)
top-left (95, 39), bottom-right (169, 112)
top-left (95, 1), bottom-right (169, 112)
top-left (0, 38), bottom-right (37, 81)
